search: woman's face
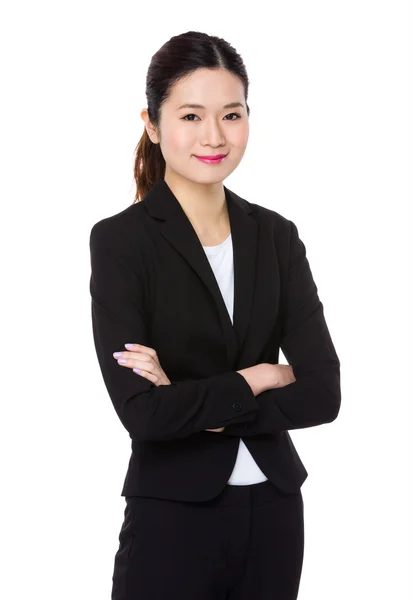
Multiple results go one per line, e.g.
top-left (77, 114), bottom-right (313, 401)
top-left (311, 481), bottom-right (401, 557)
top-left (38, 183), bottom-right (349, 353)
top-left (142, 68), bottom-right (250, 185)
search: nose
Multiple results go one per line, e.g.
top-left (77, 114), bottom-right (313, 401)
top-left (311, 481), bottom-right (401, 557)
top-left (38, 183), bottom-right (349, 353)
top-left (200, 117), bottom-right (226, 147)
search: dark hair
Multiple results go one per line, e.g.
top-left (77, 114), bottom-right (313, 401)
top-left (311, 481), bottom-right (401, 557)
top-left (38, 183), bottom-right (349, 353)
top-left (132, 31), bottom-right (251, 203)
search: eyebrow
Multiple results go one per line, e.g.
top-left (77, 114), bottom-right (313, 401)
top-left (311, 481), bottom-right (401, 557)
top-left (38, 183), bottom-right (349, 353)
top-left (176, 102), bottom-right (244, 110)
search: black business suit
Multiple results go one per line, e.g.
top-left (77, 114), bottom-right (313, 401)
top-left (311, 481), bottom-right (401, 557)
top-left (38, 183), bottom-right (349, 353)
top-left (89, 177), bottom-right (341, 599)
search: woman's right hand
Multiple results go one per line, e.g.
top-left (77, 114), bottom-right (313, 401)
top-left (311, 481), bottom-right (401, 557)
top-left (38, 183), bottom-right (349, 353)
top-left (205, 364), bottom-right (296, 433)
top-left (237, 363), bottom-right (296, 396)
top-left (267, 363), bottom-right (297, 389)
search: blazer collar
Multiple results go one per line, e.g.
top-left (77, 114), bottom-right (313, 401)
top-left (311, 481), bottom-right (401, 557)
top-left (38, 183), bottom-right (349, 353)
top-left (143, 177), bottom-right (259, 369)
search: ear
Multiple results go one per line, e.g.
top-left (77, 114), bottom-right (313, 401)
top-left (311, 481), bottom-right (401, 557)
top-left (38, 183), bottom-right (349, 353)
top-left (140, 108), bottom-right (160, 144)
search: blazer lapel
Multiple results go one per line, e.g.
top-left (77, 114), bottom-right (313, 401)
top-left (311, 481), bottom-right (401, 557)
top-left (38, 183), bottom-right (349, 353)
top-left (143, 177), bottom-right (259, 369)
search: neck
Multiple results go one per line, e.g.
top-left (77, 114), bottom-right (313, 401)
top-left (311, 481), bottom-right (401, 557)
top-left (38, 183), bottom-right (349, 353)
top-left (163, 170), bottom-right (229, 236)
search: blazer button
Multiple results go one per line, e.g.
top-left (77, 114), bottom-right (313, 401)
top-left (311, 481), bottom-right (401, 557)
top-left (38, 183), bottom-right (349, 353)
top-left (232, 402), bottom-right (241, 411)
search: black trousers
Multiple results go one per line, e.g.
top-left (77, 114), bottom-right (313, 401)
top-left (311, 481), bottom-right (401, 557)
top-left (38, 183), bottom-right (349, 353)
top-left (112, 480), bottom-right (305, 600)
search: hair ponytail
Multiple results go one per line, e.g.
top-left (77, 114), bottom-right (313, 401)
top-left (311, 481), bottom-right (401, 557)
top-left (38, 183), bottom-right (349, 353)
top-left (133, 126), bottom-right (165, 203)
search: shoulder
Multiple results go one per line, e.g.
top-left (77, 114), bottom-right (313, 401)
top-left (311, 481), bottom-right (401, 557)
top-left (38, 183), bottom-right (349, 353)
top-left (251, 201), bottom-right (293, 229)
top-left (89, 201), bottom-right (150, 255)
top-left (233, 190), bottom-right (299, 251)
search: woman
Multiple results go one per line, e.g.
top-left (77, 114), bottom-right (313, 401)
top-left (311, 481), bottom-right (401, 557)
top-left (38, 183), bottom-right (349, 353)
top-left (89, 30), bottom-right (341, 600)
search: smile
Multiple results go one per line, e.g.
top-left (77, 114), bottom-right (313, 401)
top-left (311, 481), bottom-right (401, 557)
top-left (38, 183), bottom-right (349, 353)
top-left (194, 154), bottom-right (228, 164)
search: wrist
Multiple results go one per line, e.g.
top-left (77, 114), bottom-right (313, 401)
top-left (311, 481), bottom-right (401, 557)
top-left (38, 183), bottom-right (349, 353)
top-left (237, 364), bottom-right (269, 396)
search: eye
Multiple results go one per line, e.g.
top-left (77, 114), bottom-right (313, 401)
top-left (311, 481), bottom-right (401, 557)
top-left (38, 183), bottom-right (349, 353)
top-left (224, 113), bottom-right (242, 120)
top-left (181, 114), bottom-right (199, 121)
top-left (181, 113), bottom-right (241, 121)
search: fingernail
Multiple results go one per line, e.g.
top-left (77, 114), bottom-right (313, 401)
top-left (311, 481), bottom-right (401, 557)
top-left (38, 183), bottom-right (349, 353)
top-left (113, 352), bottom-right (122, 358)
top-left (133, 368), bottom-right (141, 374)
top-left (125, 344), bottom-right (134, 349)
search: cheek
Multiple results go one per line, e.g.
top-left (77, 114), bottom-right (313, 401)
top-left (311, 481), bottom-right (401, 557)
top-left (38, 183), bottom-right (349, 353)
top-left (232, 123), bottom-right (249, 148)
top-left (162, 126), bottom-right (194, 154)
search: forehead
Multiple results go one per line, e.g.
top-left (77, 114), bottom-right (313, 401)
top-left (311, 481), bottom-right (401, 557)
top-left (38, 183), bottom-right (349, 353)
top-left (166, 68), bottom-right (244, 107)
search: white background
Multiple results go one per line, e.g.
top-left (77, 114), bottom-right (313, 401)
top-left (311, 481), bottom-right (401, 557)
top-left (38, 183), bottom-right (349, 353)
top-left (1, 1), bottom-right (411, 598)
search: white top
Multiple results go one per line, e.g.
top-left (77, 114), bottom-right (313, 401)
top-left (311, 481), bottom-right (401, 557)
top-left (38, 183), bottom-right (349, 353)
top-left (202, 234), bottom-right (268, 485)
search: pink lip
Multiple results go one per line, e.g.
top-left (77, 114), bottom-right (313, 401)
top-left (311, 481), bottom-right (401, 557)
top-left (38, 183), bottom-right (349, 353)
top-left (194, 153), bottom-right (228, 164)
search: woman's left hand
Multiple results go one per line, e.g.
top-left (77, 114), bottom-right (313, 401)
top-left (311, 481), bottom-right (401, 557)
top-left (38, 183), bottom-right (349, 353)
top-left (113, 344), bottom-right (224, 432)
top-left (113, 343), bottom-right (171, 386)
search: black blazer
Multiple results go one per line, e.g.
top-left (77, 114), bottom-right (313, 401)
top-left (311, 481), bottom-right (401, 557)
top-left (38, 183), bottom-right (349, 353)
top-left (89, 177), bottom-right (341, 502)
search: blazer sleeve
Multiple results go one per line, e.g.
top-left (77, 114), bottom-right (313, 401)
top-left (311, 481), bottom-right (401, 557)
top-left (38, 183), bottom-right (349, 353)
top-left (89, 221), bottom-right (260, 442)
top-left (221, 219), bottom-right (341, 437)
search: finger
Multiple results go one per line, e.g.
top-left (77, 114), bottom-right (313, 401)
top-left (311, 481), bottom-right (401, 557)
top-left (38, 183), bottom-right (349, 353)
top-left (123, 345), bottom-right (160, 366)
top-left (116, 358), bottom-right (155, 372)
top-left (116, 359), bottom-right (157, 382)
top-left (132, 368), bottom-right (158, 384)
top-left (113, 351), bottom-right (152, 362)
top-left (125, 343), bottom-right (157, 358)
